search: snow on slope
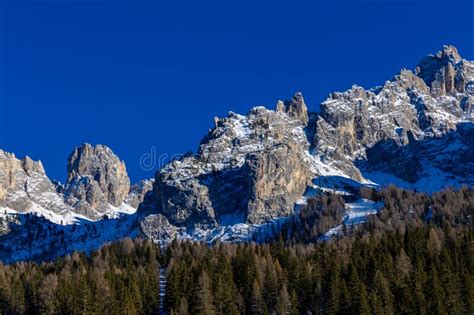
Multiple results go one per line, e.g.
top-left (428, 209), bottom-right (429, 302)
top-left (321, 199), bottom-right (384, 240)
top-left (362, 168), bottom-right (467, 194)
top-left (148, 213), bottom-right (294, 247)
top-left (0, 210), bottom-right (140, 264)
top-left (1, 202), bottom-right (137, 226)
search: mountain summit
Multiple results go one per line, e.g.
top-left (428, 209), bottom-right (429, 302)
top-left (139, 45), bottom-right (474, 238)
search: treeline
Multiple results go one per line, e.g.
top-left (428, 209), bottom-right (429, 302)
top-left (0, 239), bottom-right (161, 314)
top-left (1, 226), bottom-right (473, 314)
top-left (0, 186), bottom-right (473, 314)
top-left (164, 225), bottom-right (474, 314)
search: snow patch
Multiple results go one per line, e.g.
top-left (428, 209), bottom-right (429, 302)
top-left (321, 199), bottom-right (384, 240)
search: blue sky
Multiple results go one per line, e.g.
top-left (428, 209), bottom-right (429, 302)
top-left (1, 0), bottom-right (473, 183)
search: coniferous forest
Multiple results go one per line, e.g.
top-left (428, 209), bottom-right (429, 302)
top-left (0, 186), bottom-right (473, 314)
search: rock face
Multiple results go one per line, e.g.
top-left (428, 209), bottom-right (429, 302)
top-left (245, 140), bottom-right (309, 223)
top-left (276, 92), bottom-right (309, 125)
top-left (141, 95), bottom-right (312, 228)
top-left (63, 144), bottom-right (133, 219)
top-left (140, 45), bottom-right (474, 239)
top-left (125, 179), bottom-right (155, 208)
top-left (0, 144), bottom-right (141, 223)
top-left (66, 144), bottom-right (130, 206)
top-left (360, 123), bottom-right (474, 184)
top-left (0, 150), bottom-right (73, 220)
top-left (416, 45), bottom-right (467, 97)
top-left (313, 45), bottom-right (474, 186)
top-left (139, 214), bottom-right (180, 243)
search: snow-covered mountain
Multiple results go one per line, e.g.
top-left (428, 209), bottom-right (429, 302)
top-left (1, 45), bottom-right (473, 263)
top-left (314, 45), bottom-right (474, 190)
top-left (0, 144), bottom-right (150, 224)
top-left (0, 144), bottom-right (153, 262)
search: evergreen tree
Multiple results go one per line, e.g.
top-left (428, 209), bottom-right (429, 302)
top-left (194, 271), bottom-right (215, 315)
top-left (251, 280), bottom-right (267, 315)
top-left (178, 297), bottom-right (189, 315)
top-left (372, 270), bottom-right (394, 314)
top-left (427, 265), bottom-right (445, 315)
top-left (276, 284), bottom-right (291, 314)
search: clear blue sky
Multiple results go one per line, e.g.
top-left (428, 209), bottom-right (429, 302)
top-left (1, 0), bottom-right (473, 183)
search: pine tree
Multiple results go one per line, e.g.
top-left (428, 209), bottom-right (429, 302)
top-left (178, 297), bottom-right (189, 315)
top-left (213, 255), bottom-right (239, 315)
top-left (276, 284), bottom-right (291, 314)
top-left (427, 265), bottom-right (445, 315)
top-left (358, 283), bottom-right (371, 315)
top-left (372, 270), bottom-right (394, 314)
top-left (194, 271), bottom-right (215, 315)
top-left (326, 265), bottom-right (341, 315)
top-left (251, 280), bottom-right (267, 315)
top-left (11, 276), bottom-right (26, 314)
top-left (166, 263), bottom-right (182, 312)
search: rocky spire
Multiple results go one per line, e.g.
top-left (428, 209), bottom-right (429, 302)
top-left (437, 45), bottom-right (462, 62)
top-left (21, 155), bottom-right (45, 176)
top-left (276, 92), bottom-right (309, 125)
top-left (415, 45), bottom-right (467, 97)
top-left (66, 143), bottom-right (130, 208)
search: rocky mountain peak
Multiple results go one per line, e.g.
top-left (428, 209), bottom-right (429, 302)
top-left (140, 44), bottom-right (473, 235)
top-left (21, 155), bottom-right (45, 176)
top-left (140, 98), bottom-right (312, 229)
top-left (66, 143), bottom-right (130, 208)
top-left (314, 45), bottom-right (473, 187)
top-left (438, 45), bottom-right (462, 62)
top-left (61, 143), bottom-right (135, 219)
top-left (0, 143), bottom-right (147, 223)
top-left (415, 44), bottom-right (472, 97)
top-left (0, 150), bottom-right (72, 216)
top-left (276, 92), bottom-right (309, 125)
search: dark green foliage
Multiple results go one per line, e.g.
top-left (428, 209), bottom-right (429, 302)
top-left (0, 238), bottom-right (161, 314)
top-left (161, 185), bottom-right (474, 314)
top-left (163, 226), bottom-right (473, 314)
top-left (282, 185), bottom-right (474, 243)
top-left (282, 193), bottom-right (346, 242)
top-left (0, 186), bottom-right (473, 314)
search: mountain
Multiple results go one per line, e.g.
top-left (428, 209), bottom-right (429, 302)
top-left (0, 151), bottom-right (74, 225)
top-left (1, 144), bottom-right (149, 223)
top-left (314, 45), bottom-right (474, 189)
top-left (1, 45), bottom-right (473, 263)
top-left (0, 144), bottom-right (156, 261)
top-left (139, 45), bottom-right (474, 242)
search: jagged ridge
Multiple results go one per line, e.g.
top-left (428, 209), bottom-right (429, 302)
top-left (1, 45), bottom-right (473, 262)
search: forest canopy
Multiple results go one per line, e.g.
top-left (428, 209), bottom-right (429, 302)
top-left (0, 186), bottom-right (473, 315)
